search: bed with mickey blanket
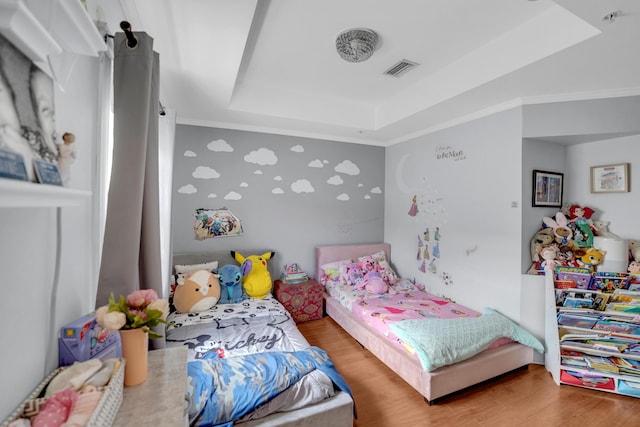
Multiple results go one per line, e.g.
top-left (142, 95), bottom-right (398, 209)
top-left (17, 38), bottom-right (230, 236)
top-left (317, 243), bottom-right (544, 404)
top-left (164, 250), bottom-right (353, 427)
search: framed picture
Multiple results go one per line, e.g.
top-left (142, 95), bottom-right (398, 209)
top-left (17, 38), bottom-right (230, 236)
top-left (532, 170), bottom-right (563, 207)
top-left (0, 34), bottom-right (59, 183)
top-left (590, 163), bottom-right (629, 193)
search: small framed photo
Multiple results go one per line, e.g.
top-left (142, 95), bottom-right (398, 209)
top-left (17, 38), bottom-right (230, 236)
top-left (0, 149), bottom-right (29, 181)
top-left (590, 163), bottom-right (629, 193)
top-left (34, 159), bottom-right (63, 186)
top-left (532, 170), bottom-right (563, 208)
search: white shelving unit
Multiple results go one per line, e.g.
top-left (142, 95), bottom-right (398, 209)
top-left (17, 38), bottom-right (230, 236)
top-left (544, 269), bottom-right (640, 398)
top-left (0, 0), bottom-right (103, 208)
top-left (0, 179), bottom-right (90, 207)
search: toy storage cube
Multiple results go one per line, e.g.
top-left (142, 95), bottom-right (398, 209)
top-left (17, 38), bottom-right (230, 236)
top-left (274, 279), bottom-right (324, 323)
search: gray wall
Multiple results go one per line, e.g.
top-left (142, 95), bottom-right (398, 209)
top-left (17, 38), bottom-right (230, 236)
top-left (171, 125), bottom-right (385, 277)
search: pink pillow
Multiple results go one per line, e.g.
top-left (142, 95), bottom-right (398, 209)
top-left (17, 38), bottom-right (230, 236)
top-left (32, 390), bottom-right (77, 427)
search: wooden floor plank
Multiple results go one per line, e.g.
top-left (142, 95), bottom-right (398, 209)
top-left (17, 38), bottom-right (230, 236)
top-left (297, 316), bottom-right (640, 427)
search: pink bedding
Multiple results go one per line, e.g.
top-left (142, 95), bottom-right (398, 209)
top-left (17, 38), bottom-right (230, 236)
top-left (352, 290), bottom-right (478, 334)
top-left (326, 279), bottom-right (513, 357)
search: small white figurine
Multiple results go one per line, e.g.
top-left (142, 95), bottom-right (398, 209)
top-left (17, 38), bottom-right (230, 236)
top-left (57, 132), bottom-right (76, 185)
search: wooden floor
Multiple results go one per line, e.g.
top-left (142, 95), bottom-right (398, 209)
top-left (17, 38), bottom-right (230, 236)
top-left (298, 316), bottom-right (640, 427)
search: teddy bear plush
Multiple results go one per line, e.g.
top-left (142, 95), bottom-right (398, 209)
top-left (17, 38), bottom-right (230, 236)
top-left (173, 269), bottom-right (221, 313)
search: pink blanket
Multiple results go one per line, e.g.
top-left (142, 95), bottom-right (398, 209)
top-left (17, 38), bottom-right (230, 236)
top-left (352, 291), bottom-right (479, 339)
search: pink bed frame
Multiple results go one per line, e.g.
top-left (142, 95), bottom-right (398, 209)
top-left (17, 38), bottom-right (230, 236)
top-left (316, 243), bottom-right (534, 404)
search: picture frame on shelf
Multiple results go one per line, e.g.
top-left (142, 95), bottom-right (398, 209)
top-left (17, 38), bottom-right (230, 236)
top-left (532, 169), bottom-right (563, 208)
top-left (0, 33), bottom-right (59, 183)
top-left (34, 159), bottom-right (63, 186)
top-left (0, 149), bottom-right (28, 181)
top-left (590, 163), bottom-right (629, 193)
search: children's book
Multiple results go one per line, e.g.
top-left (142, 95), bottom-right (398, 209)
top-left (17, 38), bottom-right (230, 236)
top-left (555, 266), bottom-right (593, 290)
top-left (591, 273), bottom-right (630, 293)
top-left (557, 313), bottom-right (598, 329)
top-left (584, 356), bottom-right (619, 373)
top-left (593, 319), bottom-right (640, 336)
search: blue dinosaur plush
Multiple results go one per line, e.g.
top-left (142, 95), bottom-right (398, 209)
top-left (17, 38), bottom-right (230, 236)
top-left (214, 263), bottom-right (250, 304)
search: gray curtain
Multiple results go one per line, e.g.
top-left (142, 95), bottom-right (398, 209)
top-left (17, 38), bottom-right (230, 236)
top-left (96, 32), bottom-right (162, 307)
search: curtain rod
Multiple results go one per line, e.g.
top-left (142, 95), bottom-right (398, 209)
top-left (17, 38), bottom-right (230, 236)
top-left (119, 21), bottom-right (138, 49)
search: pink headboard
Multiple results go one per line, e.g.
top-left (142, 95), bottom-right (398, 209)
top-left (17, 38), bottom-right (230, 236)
top-left (315, 243), bottom-right (391, 280)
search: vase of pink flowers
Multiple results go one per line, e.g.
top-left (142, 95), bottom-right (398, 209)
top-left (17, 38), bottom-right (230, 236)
top-left (96, 289), bottom-right (169, 386)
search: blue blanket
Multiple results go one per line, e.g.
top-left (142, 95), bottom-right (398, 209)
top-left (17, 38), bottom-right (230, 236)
top-left (389, 307), bottom-right (544, 372)
top-left (187, 346), bottom-right (352, 427)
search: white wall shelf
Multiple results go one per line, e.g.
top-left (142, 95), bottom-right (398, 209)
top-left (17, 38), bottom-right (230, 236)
top-left (0, 179), bottom-right (90, 207)
top-left (0, 0), bottom-right (106, 82)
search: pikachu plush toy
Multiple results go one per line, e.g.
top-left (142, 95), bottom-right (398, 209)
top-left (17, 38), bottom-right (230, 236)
top-left (231, 251), bottom-right (275, 299)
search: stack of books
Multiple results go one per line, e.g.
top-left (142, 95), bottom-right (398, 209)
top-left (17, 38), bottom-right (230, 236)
top-left (281, 263), bottom-right (309, 284)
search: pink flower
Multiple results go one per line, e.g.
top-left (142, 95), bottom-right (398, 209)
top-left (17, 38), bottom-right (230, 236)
top-left (130, 309), bottom-right (147, 321)
top-left (126, 289), bottom-right (158, 308)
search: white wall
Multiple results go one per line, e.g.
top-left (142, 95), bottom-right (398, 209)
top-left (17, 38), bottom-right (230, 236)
top-left (385, 97), bottom-right (640, 366)
top-left (565, 135), bottom-right (640, 241)
top-left (384, 108), bottom-right (524, 321)
top-left (0, 55), bottom-right (101, 420)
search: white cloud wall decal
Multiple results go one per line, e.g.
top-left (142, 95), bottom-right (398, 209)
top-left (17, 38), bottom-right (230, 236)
top-left (274, 176), bottom-right (282, 181)
top-left (371, 187), bottom-right (382, 194)
top-left (291, 179), bottom-right (315, 193)
top-left (254, 170), bottom-right (263, 175)
top-left (184, 150), bottom-right (197, 157)
top-left (327, 175), bottom-right (343, 185)
top-left (335, 160), bottom-right (360, 175)
top-left (240, 182), bottom-right (248, 187)
top-left (193, 166), bottom-right (220, 179)
top-left (364, 194), bottom-right (371, 200)
top-left (224, 192), bottom-right (242, 200)
top-left (208, 193), bottom-right (217, 198)
top-left (337, 193), bottom-right (350, 201)
top-left (178, 184), bottom-right (197, 194)
top-left (308, 159), bottom-right (323, 168)
top-left (291, 145), bottom-right (304, 152)
top-left (207, 139), bottom-right (233, 152)
top-left (245, 148), bottom-right (277, 165)
top-left (272, 187), bottom-right (285, 194)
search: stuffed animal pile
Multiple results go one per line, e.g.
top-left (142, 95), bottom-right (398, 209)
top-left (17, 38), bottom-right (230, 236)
top-left (335, 256), bottom-right (399, 295)
top-left (170, 250), bottom-right (275, 313)
top-left (529, 203), bottom-right (637, 276)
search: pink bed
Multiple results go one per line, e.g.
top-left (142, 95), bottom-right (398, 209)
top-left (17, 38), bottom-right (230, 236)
top-left (316, 243), bottom-right (535, 404)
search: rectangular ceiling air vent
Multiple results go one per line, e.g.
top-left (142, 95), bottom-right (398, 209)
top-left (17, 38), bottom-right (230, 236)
top-left (383, 59), bottom-right (419, 77)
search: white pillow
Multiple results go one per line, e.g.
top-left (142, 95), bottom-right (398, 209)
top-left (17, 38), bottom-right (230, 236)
top-left (359, 250), bottom-right (387, 264)
top-left (174, 260), bottom-right (219, 274)
top-left (320, 258), bottom-right (352, 283)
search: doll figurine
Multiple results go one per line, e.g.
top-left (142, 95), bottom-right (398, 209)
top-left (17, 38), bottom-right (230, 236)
top-left (57, 132), bottom-right (76, 185)
top-left (567, 205), bottom-right (597, 248)
top-left (408, 195), bottom-right (418, 216)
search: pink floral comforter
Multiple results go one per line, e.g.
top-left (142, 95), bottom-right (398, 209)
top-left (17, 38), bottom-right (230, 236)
top-left (326, 279), bottom-right (511, 356)
top-left (352, 290), bottom-right (479, 333)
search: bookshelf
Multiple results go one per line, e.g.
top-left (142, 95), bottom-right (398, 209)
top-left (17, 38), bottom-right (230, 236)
top-left (544, 268), bottom-right (640, 397)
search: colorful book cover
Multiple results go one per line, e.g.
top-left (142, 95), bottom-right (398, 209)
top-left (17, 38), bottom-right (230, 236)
top-left (555, 268), bottom-right (593, 290)
top-left (593, 319), bottom-right (640, 336)
top-left (591, 274), bottom-right (630, 293)
top-left (584, 356), bottom-right (619, 373)
top-left (557, 313), bottom-right (598, 329)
